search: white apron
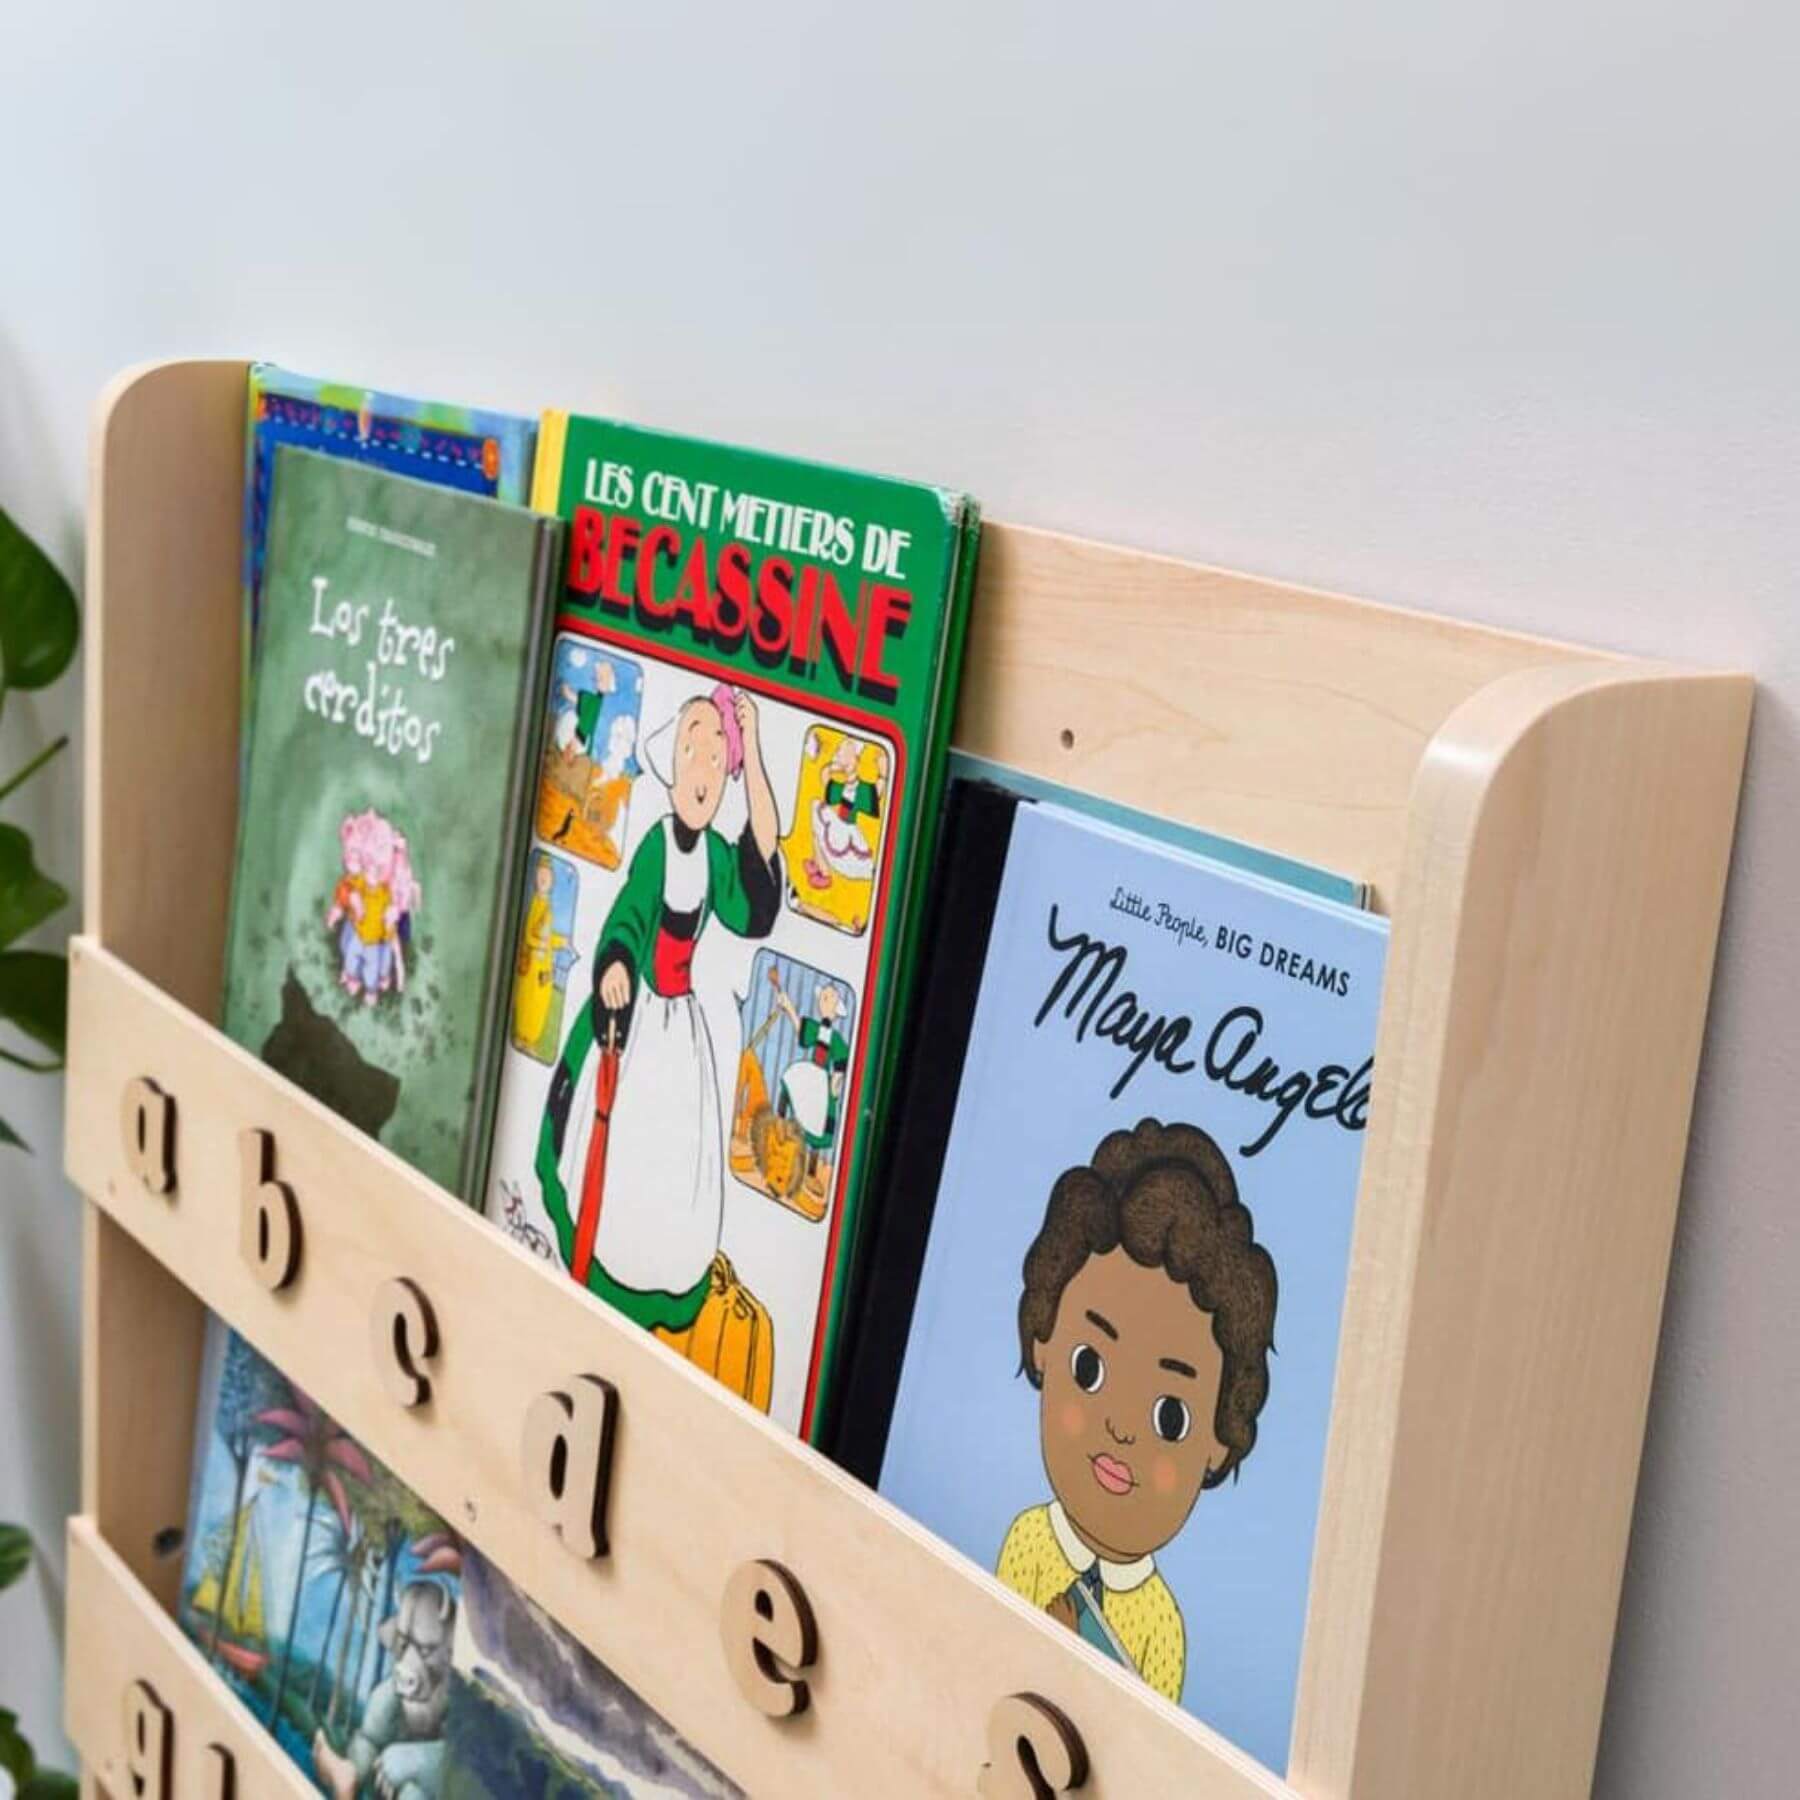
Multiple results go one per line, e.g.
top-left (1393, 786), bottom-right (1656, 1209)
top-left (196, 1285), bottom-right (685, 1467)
top-left (812, 798), bottom-right (874, 881)
top-left (780, 1059), bottom-right (832, 1139)
top-left (557, 818), bottom-right (722, 1299)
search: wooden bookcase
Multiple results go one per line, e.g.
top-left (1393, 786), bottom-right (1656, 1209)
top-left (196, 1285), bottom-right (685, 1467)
top-left (62, 358), bottom-right (1751, 1799)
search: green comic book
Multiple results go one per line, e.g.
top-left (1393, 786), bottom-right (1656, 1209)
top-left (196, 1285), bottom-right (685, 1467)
top-left (223, 446), bottom-right (560, 1199)
top-left (483, 411), bottom-right (979, 1440)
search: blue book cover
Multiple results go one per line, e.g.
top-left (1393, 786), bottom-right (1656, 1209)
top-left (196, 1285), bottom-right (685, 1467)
top-left (241, 364), bottom-right (537, 704)
top-left (877, 799), bottom-right (1387, 1772)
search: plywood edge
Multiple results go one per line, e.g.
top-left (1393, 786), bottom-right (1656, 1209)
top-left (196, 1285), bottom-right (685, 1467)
top-left (978, 517), bottom-right (1625, 669)
top-left (64, 938), bottom-right (1299, 1800)
top-left (84, 355), bottom-right (248, 1008)
top-left (1292, 659), bottom-right (1752, 1800)
top-left (65, 1515), bottom-right (317, 1799)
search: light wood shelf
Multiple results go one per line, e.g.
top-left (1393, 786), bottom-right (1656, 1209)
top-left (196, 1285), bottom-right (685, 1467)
top-left (64, 357), bottom-right (1752, 1798)
top-left (65, 1517), bottom-right (315, 1800)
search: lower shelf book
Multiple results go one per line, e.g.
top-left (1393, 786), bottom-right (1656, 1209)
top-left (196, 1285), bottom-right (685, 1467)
top-left (178, 1322), bottom-right (741, 1799)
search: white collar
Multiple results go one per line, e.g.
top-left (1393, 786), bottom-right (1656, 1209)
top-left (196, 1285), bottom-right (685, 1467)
top-left (1047, 1500), bottom-right (1156, 1593)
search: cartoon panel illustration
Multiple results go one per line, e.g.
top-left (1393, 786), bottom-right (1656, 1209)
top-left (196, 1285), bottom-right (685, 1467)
top-left (535, 638), bottom-right (644, 869)
top-left (780, 724), bottom-right (890, 935)
top-left (509, 850), bottom-right (580, 1062)
top-left (179, 1326), bottom-right (463, 1798)
top-left (730, 950), bottom-right (856, 1222)
top-left (535, 681), bottom-right (784, 1414)
top-left (489, 657), bottom-right (890, 1433)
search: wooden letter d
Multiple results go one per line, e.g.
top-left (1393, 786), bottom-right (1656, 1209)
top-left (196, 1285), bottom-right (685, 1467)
top-left (521, 1374), bottom-right (618, 1559)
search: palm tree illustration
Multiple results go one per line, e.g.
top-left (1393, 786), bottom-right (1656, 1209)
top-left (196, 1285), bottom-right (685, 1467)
top-left (365, 1469), bottom-right (452, 1688)
top-left (304, 1511), bottom-right (363, 1722)
top-left (255, 1390), bottom-right (374, 1729)
top-left (202, 1335), bottom-right (282, 1669)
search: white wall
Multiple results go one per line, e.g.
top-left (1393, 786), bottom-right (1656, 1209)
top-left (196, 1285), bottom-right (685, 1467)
top-left (4, 2), bottom-right (1796, 1791)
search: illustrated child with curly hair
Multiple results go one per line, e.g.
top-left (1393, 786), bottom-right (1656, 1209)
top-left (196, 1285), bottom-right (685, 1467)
top-left (997, 1118), bottom-right (1278, 1705)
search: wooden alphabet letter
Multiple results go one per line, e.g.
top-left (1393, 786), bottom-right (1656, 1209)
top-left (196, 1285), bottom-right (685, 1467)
top-left (122, 1678), bottom-right (172, 1800)
top-left (371, 1276), bottom-right (439, 1407)
top-left (721, 1559), bottom-right (818, 1719)
top-left (119, 1076), bottom-right (176, 1194)
top-left (238, 1128), bottom-right (301, 1291)
top-left (521, 1375), bottom-right (617, 1558)
top-left (978, 1693), bottom-right (1089, 1799)
top-left (201, 1742), bottom-right (236, 1800)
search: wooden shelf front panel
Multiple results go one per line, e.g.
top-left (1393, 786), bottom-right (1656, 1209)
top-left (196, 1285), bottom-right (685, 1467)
top-left (66, 1515), bottom-right (315, 1800)
top-left (64, 938), bottom-right (1296, 1800)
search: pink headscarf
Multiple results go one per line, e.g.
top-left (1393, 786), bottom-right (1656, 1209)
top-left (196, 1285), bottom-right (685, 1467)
top-left (710, 683), bottom-right (744, 778)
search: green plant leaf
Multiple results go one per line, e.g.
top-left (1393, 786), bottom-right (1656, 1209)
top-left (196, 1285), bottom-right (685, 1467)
top-left (0, 1115), bottom-right (26, 1151)
top-left (18, 1772), bottom-right (79, 1800)
top-left (0, 951), bottom-right (66, 1060)
top-left (0, 506), bottom-right (79, 695)
top-left (0, 1523), bottom-right (29, 1590)
top-left (0, 1705), bottom-right (35, 1787)
top-left (0, 825), bottom-right (68, 951)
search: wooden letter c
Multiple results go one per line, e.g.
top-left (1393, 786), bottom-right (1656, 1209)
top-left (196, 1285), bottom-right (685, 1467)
top-left (371, 1276), bottom-right (439, 1407)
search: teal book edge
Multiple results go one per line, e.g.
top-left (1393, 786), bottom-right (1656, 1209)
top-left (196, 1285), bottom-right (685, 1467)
top-left (947, 749), bottom-right (1370, 909)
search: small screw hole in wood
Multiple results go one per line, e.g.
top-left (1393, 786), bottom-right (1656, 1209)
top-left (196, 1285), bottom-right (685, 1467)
top-left (1059, 728), bottom-right (1075, 750)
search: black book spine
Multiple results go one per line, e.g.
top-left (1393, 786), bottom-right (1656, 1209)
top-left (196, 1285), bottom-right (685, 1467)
top-left (825, 779), bottom-right (1021, 1484)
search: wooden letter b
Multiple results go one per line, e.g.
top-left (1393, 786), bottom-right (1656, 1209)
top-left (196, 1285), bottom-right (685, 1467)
top-left (238, 1128), bottom-right (301, 1291)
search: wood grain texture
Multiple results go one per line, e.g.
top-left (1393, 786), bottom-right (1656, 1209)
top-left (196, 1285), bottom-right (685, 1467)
top-left (63, 940), bottom-right (1296, 1800)
top-left (68, 359), bottom-right (1752, 1799)
top-left (955, 524), bottom-right (1598, 909)
top-left (80, 1204), bottom-right (204, 1605)
top-left (65, 1517), bottom-right (316, 1800)
top-left (1291, 661), bottom-right (1753, 1799)
top-left (84, 357), bottom-right (247, 1015)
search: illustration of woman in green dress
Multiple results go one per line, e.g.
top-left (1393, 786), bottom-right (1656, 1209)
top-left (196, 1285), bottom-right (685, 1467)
top-left (537, 682), bottom-right (783, 1405)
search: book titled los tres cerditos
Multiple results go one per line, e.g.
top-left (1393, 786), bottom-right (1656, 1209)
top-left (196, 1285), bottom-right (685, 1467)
top-left (873, 793), bottom-right (1387, 1773)
top-left (484, 413), bottom-right (979, 1438)
top-left (223, 446), bottom-right (560, 1198)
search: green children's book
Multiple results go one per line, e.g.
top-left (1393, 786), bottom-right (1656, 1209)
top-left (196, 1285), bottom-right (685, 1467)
top-left (483, 410), bottom-right (979, 1439)
top-left (223, 445), bottom-right (560, 1198)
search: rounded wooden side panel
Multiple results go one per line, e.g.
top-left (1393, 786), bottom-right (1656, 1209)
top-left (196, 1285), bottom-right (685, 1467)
top-left (1292, 660), bottom-right (1752, 1800)
top-left (84, 356), bottom-right (249, 1016)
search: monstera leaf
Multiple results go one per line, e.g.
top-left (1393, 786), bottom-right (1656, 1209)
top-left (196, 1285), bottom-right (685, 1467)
top-left (0, 501), bottom-right (79, 1152)
top-left (0, 827), bottom-right (67, 950)
top-left (0, 505), bottom-right (78, 701)
top-left (0, 1525), bottom-right (28, 1591)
